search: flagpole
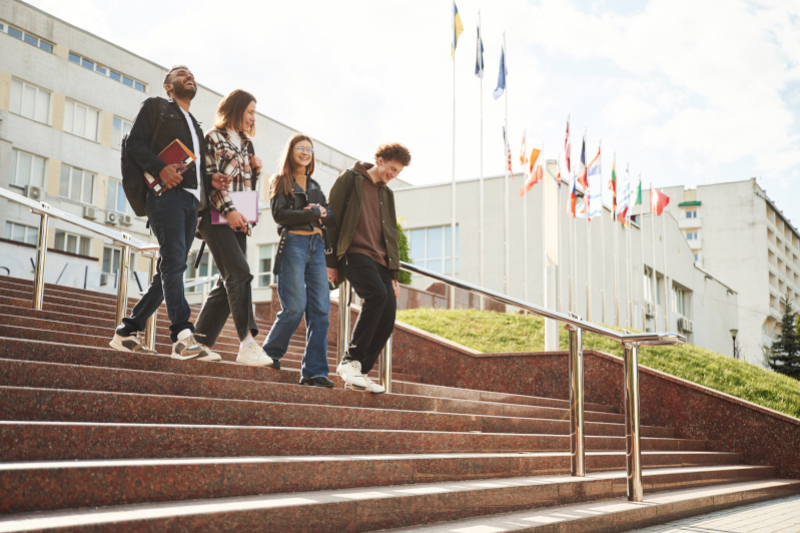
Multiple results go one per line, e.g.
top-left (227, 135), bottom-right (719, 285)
top-left (613, 153), bottom-right (619, 327)
top-left (662, 202), bottom-right (669, 331)
top-left (449, 0), bottom-right (457, 310)
top-left (625, 164), bottom-right (632, 329)
top-left (541, 142), bottom-right (546, 312)
top-left (478, 10), bottom-right (485, 311)
top-left (584, 129), bottom-right (591, 322)
top-left (639, 173), bottom-right (646, 331)
top-left (503, 32), bottom-right (509, 296)
top-left (557, 154), bottom-right (562, 313)
top-left (649, 182), bottom-right (658, 334)
top-left (523, 131), bottom-right (528, 302)
top-left (599, 139), bottom-right (606, 325)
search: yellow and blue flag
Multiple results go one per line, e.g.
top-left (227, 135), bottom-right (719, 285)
top-left (452, 2), bottom-right (464, 60)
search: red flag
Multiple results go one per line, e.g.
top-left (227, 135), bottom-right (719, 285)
top-left (564, 118), bottom-right (571, 174)
top-left (650, 188), bottom-right (670, 216)
top-left (519, 164), bottom-right (543, 196)
top-left (503, 126), bottom-right (514, 180)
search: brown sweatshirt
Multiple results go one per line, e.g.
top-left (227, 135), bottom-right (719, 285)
top-left (347, 162), bottom-right (388, 267)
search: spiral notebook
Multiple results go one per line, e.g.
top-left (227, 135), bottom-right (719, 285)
top-left (211, 191), bottom-right (259, 224)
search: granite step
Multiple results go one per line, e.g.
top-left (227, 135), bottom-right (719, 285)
top-left (0, 453), bottom-right (748, 515)
top-left (0, 421), bottom-right (706, 462)
top-left (0, 386), bottom-right (672, 439)
top-left (0, 471), bottom-right (788, 533)
top-left (0, 357), bottom-right (626, 424)
top-left (380, 479), bottom-right (800, 533)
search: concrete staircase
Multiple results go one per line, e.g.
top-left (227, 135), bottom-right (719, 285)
top-left (0, 276), bottom-right (797, 532)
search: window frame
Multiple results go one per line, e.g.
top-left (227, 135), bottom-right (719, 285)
top-left (9, 78), bottom-right (51, 124)
top-left (258, 244), bottom-right (278, 287)
top-left (5, 221), bottom-right (39, 245)
top-left (59, 164), bottom-right (95, 205)
top-left (111, 116), bottom-right (133, 149)
top-left (63, 99), bottom-right (101, 142)
top-left (406, 225), bottom-right (460, 275)
top-left (9, 148), bottom-right (47, 190)
top-left (54, 230), bottom-right (91, 256)
top-left (66, 50), bottom-right (146, 93)
top-left (106, 178), bottom-right (131, 215)
top-left (1, 22), bottom-right (54, 53)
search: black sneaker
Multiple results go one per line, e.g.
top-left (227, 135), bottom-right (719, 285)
top-left (271, 360), bottom-right (281, 370)
top-left (300, 376), bottom-right (335, 388)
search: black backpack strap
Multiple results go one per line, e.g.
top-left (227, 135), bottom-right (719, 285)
top-left (149, 98), bottom-right (168, 152)
top-left (340, 169), bottom-right (356, 222)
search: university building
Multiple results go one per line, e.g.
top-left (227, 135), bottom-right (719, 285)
top-left (0, 0), bottom-right (745, 361)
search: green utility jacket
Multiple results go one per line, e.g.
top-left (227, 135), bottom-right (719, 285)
top-left (326, 168), bottom-right (400, 281)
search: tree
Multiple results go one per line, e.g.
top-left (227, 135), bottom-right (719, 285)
top-left (397, 221), bottom-right (412, 285)
top-left (767, 292), bottom-right (800, 379)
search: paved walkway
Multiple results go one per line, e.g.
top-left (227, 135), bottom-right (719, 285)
top-left (629, 494), bottom-right (800, 532)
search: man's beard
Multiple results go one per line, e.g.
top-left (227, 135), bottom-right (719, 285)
top-left (173, 82), bottom-right (196, 100)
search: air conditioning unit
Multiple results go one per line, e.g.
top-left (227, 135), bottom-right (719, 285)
top-left (105, 211), bottom-right (119, 225)
top-left (645, 301), bottom-right (654, 316)
top-left (24, 185), bottom-right (42, 201)
top-left (83, 206), bottom-right (96, 219)
top-left (678, 317), bottom-right (694, 333)
top-left (686, 320), bottom-right (694, 333)
top-left (119, 214), bottom-right (132, 226)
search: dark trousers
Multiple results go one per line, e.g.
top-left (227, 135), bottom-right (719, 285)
top-left (117, 188), bottom-right (198, 342)
top-left (341, 253), bottom-right (396, 374)
top-left (194, 212), bottom-right (258, 346)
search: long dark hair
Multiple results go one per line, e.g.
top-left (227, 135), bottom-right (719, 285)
top-left (270, 133), bottom-right (315, 198)
top-left (213, 89), bottom-right (256, 137)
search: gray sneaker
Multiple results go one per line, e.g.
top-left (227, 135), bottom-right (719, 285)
top-left (171, 333), bottom-right (204, 361)
top-left (109, 333), bottom-right (156, 355)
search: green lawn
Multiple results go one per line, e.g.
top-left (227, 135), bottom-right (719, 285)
top-left (397, 308), bottom-right (800, 419)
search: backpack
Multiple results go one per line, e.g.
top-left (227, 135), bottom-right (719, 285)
top-left (120, 98), bottom-right (169, 217)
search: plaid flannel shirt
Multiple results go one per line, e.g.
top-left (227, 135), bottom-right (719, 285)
top-left (205, 128), bottom-right (259, 218)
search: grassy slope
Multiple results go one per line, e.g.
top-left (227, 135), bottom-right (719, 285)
top-left (397, 308), bottom-right (800, 419)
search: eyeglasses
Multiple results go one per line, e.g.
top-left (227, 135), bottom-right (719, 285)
top-left (295, 146), bottom-right (314, 154)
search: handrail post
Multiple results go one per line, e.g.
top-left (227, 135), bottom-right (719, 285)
top-left (379, 334), bottom-right (392, 393)
top-left (116, 242), bottom-right (131, 327)
top-left (337, 279), bottom-right (351, 365)
top-left (144, 253), bottom-right (158, 351)
top-left (32, 211), bottom-right (49, 310)
top-left (201, 278), bottom-right (210, 306)
top-left (623, 343), bottom-right (644, 502)
top-left (568, 324), bottom-right (585, 477)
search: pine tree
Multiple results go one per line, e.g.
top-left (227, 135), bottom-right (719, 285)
top-left (767, 292), bottom-right (800, 379)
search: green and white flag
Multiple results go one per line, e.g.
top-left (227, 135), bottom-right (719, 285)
top-left (633, 173), bottom-right (642, 206)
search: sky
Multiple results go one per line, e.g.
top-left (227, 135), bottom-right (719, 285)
top-left (26, 0), bottom-right (800, 227)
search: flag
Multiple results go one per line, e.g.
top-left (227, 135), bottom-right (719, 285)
top-left (651, 188), bottom-right (670, 216)
top-left (493, 45), bottom-right (507, 100)
top-left (609, 159), bottom-right (617, 221)
top-left (616, 164), bottom-right (630, 223)
top-left (587, 147), bottom-right (601, 219)
top-left (451, 2), bottom-right (464, 60)
top-left (520, 130), bottom-right (527, 173)
top-left (518, 149), bottom-right (541, 196)
top-left (502, 126), bottom-right (513, 179)
top-left (564, 118), bottom-right (571, 175)
top-left (633, 173), bottom-right (642, 206)
top-left (576, 137), bottom-right (588, 191)
top-left (576, 196), bottom-right (587, 218)
top-left (475, 19), bottom-right (484, 78)
top-left (568, 171), bottom-right (577, 217)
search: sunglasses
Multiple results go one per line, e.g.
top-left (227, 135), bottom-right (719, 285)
top-left (295, 146), bottom-right (314, 154)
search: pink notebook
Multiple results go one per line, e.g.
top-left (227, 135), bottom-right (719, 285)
top-left (211, 191), bottom-right (259, 224)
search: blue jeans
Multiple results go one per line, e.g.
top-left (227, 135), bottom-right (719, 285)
top-left (117, 188), bottom-right (198, 342)
top-left (263, 233), bottom-right (330, 380)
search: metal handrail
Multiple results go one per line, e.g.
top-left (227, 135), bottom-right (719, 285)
top-left (0, 187), bottom-right (160, 347)
top-left (183, 274), bottom-right (219, 290)
top-left (339, 260), bottom-right (685, 503)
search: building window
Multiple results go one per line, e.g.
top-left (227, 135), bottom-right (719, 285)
top-left (106, 179), bottom-right (130, 214)
top-left (9, 79), bottom-right (50, 124)
top-left (59, 165), bottom-right (95, 204)
top-left (643, 268), bottom-right (653, 303)
top-left (686, 231), bottom-right (698, 240)
top-left (112, 117), bottom-right (133, 148)
top-left (408, 225), bottom-right (460, 274)
top-left (672, 286), bottom-right (686, 316)
top-left (185, 251), bottom-right (218, 292)
top-left (2, 23), bottom-right (53, 53)
top-left (66, 51), bottom-right (146, 93)
top-left (694, 253), bottom-right (699, 262)
top-left (54, 230), bottom-right (91, 256)
top-left (685, 210), bottom-right (697, 219)
top-left (9, 149), bottom-right (46, 189)
top-left (63, 100), bottom-right (100, 141)
top-left (259, 244), bottom-right (278, 287)
top-left (5, 222), bottom-right (38, 245)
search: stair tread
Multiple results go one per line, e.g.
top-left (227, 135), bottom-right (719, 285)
top-left (0, 472), bottom-right (790, 532)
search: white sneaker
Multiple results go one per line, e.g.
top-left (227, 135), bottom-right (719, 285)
top-left (197, 344), bottom-right (222, 362)
top-left (236, 342), bottom-right (274, 367)
top-left (171, 333), bottom-right (204, 361)
top-left (109, 333), bottom-right (156, 355)
top-left (337, 359), bottom-right (367, 390)
top-left (361, 375), bottom-right (386, 394)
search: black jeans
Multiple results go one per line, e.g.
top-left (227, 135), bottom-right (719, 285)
top-left (117, 188), bottom-right (198, 342)
top-left (194, 212), bottom-right (258, 346)
top-left (341, 253), bottom-right (396, 374)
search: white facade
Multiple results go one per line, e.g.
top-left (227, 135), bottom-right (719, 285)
top-left (654, 179), bottom-right (799, 366)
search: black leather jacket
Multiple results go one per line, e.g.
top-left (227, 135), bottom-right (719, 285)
top-left (270, 177), bottom-right (336, 235)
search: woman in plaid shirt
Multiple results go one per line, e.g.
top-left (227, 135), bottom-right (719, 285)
top-left (193, 89), bottom-right (275, 368)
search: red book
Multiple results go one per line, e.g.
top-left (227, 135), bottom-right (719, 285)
top-left (144, 139), bottom-right (197, 195)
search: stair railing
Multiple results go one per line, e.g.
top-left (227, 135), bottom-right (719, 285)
top-left (184, 274), bottom-right (220, 306)
top-left (0, 187), bottom-right (159, 347)
top-left (337, 260), bottom-right (685, 502)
